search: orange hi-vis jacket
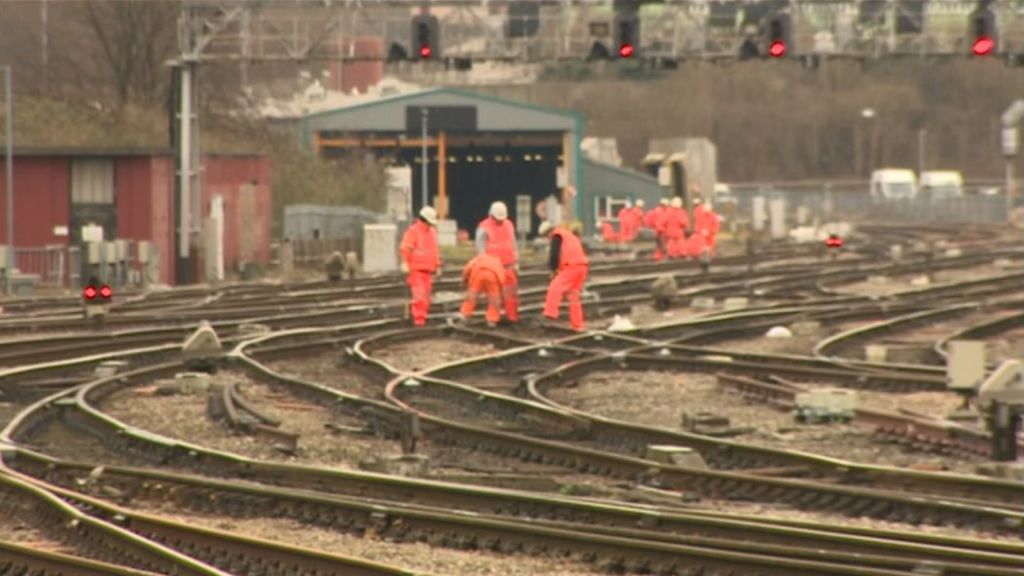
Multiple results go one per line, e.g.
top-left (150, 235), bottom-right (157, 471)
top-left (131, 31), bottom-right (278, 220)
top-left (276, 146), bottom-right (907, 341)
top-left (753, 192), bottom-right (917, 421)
top-left (462, 253), bottom-right (506, 287)
top-left (552, 228), bottom-right (589, 268)
top-left (477, 217), bottom-right (518, 266)
top-left (400, 220), bottom-right (441, 272)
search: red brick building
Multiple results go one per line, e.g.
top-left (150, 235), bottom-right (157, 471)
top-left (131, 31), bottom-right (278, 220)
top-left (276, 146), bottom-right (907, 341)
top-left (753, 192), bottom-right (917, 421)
top-left (0, 148), bottom-right (271, 285)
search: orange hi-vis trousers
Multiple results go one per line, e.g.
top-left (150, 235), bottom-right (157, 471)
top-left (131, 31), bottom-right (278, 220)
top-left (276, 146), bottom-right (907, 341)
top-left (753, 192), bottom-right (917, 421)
top-left (543, 264), bottom-right (588, 331)
top-left (460, 270), bottom-right (502, 324)
top-left (406, 270), bottom-right (434, 326)
top-left (502, 267), bottom-right (519, 323)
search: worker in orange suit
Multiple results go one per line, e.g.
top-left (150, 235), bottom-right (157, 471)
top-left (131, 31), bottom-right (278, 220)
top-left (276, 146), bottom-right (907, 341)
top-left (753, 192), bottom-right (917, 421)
top-left (599, 219), bottom-right (620, 243)
top-left (689, 198), bottom-right (720, 258)
top-left (616, 201), bottom-right (635, 242)
top-left (399, 206), bottom-right (441, 327)
top-left (538, 221), bottom-right (589, 332)
top-left (459, 253), bottom-right (506, 327)
top-left (643, 198), bottom-right (670, 261)
top-left (661, 197), bottom-right (690, 259)
top-left (475, 201), bottom-right (519, 323)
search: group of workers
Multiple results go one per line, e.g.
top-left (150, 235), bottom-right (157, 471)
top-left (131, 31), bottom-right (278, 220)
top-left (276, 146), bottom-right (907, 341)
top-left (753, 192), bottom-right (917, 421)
top-left (399, 201), bottom-right (589, 332)
top-left (604, 197), bottom-right (720, 262)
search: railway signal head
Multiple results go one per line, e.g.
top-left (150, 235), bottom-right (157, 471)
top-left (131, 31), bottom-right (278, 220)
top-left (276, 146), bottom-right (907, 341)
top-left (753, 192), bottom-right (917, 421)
top-left (83, 285), bottom-right (98, 300)
top-left (765, 14), bottom-right (792, 59)
top-left (99, 284), bottom-right (113, 300)
top-left (825, 234), bottom-right (843, 248)
top-left (411, 15), bottom-right (440, 61)
top-left (969, 7), bottom-right (998, 57)
top-left (614, 13), bottom-right (640, 59)
top-left (619, 42), bottom-right (634, 58)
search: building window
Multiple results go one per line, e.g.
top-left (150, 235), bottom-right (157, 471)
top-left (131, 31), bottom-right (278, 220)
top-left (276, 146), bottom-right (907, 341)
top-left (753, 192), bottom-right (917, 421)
top-left (594, 196), bottom-right (630, 222)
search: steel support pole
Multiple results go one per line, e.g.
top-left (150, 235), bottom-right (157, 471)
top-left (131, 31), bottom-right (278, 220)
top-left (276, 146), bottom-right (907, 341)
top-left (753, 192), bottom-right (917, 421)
top-left (3, 66), bottom-right (13, 287)
top-left (179, 63), bottom-right (192, 259)
top-left (420, 108), bottom-right (429, 210)
top-left (1006, 159), bottom-right (1014, 220)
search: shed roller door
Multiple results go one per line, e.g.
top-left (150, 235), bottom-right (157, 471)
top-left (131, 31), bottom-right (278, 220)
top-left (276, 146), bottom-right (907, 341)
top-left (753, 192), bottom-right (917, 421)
top-left (71, 159), bottom-right (115, 204)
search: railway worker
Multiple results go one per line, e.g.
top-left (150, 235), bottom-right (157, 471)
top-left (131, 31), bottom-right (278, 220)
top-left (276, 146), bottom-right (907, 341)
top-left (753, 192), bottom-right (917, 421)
top-left (399, 206), bottom-right (441, 327)
top-left (599, 219), bottom-right (620, 243)
top-left (690, 198), bottom-right (721, 257)
top-left (475, 201), bottom-right (520, 324)
top-left (538, 221), bottom-right (589, 332)
top-left (459, 253), bottom-right (506, 327)
top-left (661, 197), bottom-right (690, 259)
top-left (629, 199), bottom-right (646, 241)
top-left (616, 201), bottom-right (636, 242)
top-left (643, 198), bottom-right (670, 261)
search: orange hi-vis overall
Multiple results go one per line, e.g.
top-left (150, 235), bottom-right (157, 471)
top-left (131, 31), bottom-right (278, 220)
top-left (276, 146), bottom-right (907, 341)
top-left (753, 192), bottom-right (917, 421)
top-left (660, 205), bottom-right (690, 259)
top-left (477, 216), bottom-right (520, 322)
top-left (399, 220), bottom-right (441, 326)
top-left (543, 228), bottom-right (589, 332)
top-left (460, 253), bottom-right (506, 325)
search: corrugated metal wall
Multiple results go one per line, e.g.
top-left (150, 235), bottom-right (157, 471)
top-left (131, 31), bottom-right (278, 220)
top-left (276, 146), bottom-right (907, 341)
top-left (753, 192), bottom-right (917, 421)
top-left (0, 157), bottom-right (71, 249)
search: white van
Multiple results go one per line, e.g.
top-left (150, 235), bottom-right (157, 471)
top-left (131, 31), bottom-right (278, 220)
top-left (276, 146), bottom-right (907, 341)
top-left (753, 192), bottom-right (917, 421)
top-left (870, 169), bottom-right (917, 200)
top-left (919, 171), bottom-right (963, 200)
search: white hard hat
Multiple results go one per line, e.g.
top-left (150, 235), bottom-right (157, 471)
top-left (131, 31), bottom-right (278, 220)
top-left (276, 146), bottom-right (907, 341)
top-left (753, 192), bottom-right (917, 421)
top-left (635, 199), bottom-right (646, 208)
top-left (693, 197), bottom-right (704, 205)
top-left (537, 221), bottom-right (555, 236)
top-left (489, 201), bottom-right (508, 221)
top-left (659, 198), bottom-right (669, 206)
top-left (419, 206), bottom-right (438, 226)
top-left (671, 197), bottom-right (683, 208)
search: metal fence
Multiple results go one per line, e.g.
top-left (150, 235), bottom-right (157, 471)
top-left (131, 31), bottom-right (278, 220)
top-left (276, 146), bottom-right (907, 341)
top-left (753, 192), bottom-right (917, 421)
top-left (11, 241), bottom-right (157, 291)
top-left (730, 188), bottom-right (1011, 225)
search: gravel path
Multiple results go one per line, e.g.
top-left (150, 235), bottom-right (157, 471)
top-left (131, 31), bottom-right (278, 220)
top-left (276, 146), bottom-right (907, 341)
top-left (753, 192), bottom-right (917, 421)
top-left (694, 500), bottom-right (1023, 543)
top-left (102, 371), bottom-right (402, 468)
top-left (371, 338), bottom-right (499, 372)
top-left (987, 327), bottom-right (1024, 364)
top-left (546, 370), bottom-right (983, 473)
top-left (265, 355), bottom-right (384, 398)
top-left (831, 266), bottom-right (1006, 297)
top-left (148, 509), bottom-right (605, 576)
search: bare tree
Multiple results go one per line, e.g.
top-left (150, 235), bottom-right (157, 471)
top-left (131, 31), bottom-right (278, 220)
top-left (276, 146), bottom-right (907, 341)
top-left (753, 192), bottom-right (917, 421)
top-left (83, 0), bottom-right (179, 106)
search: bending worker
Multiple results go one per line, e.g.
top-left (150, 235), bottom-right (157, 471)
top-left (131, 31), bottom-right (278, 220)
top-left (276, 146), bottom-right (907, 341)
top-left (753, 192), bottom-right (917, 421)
top-left (459, 253), bottom-right (505, 327)
top-left (538, 221), bottom-right (589, 332)
top-left (475, 201), bottom-right (519, 323)
top-left (399, 206), bottom-right (441, 327)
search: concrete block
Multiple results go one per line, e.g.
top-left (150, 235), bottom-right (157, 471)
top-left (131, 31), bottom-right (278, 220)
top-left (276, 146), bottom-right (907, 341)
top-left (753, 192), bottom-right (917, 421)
top-left (769, 197), bottom-right (787, 239)
top-left (363, 224), bottom-right (397, 273)
top-left (690, 297), bottom-right (716, 310)
top-left (723, 297), bottom-right (749, 310)
top-left (645, 445), bottom-right (708, 469)
top-left (752, 196), bottom-right (767, 231)
top-left (765, 326), bottom-right (792, 338)
top-left (975, 462), bottom-right (1024, 482)
top-left (865, 345), bottom-right (887, 363)
top-left (909, 275), bottom-right (931, 287)
top-left (681, 412), bottom-right (731, 435)
top-left (174, 372), bottom-right (211, 395)
top-left (944, 248), bottom-right (963, 258)
top-left (790, 321), bottom-right (822, 336)
top-left (94, 360), bottom-right (129, 379)
top-left (436, 219), bottom-right (457, 247)
top-left (359, 454), bottom-right (431, 477)
top-left (182, 322), bottom-right (223, 358)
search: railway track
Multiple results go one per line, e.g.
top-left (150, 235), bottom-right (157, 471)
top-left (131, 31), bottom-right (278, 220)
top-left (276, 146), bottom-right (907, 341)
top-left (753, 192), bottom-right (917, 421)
top-left (0, 225), bottom-right (1021, 575)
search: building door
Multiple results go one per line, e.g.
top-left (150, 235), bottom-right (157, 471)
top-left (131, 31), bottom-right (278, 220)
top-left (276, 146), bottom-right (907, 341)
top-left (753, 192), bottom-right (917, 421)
top-left (68, 159), bottom-right (117, 245)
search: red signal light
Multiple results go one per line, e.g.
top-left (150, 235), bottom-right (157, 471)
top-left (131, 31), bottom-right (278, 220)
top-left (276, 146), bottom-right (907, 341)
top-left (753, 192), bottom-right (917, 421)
top-left (618, 43), bottom-right (634, 58)
top-left (768, 40), bottom-right (786, 58)
top-left (419, 44), bottom-right (432, 59)
top-left (825, 236), bottom-right (843, 248)
top-left (972, 36), bottom-right (994, 56)
top-left (83, 285), bottom-right (98, 300)
top-left (99, 285), bottom-right (113, 299)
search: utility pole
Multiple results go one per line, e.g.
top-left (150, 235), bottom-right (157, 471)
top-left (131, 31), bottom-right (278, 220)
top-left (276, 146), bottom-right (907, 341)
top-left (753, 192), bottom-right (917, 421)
top-left (917, 128), bottom-right (926, 176)
top-left (420, 108), bottom-right (429, 210)
top-left (2, 66), bottom-right (13, 291)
